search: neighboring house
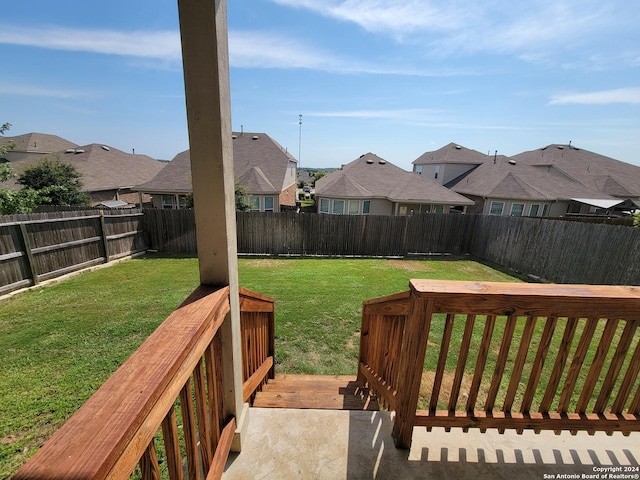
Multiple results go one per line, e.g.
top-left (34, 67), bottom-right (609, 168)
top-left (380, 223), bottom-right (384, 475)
top-left (0, 136), bottom-right (166, 206)
top-left (0, 132), bottom-right (78, 162)
top-left (315, 152), bottom-right (474, 215)
top-left (513, 144), bottom-right (640, 213)
top-left (136, 132), bottom-right (298, 211)
top-left (413, 142), bottom-right (635, 217)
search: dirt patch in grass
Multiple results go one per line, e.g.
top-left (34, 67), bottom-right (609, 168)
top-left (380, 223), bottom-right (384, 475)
top-left (419, 370), bottom-right (488, 410)
top-left (387, 260), bottom-right (434, 273)
top-left (240, 259), bottom-right (283, 268)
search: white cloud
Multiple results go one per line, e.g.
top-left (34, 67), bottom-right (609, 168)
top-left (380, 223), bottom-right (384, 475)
top-left (271, 0), bottom-right (625, 60)
top-left (550, 88), bottom-right (640, 105)
top-left (0, 25), bottom-right (181, 60)
top-left (229, 30), bottom-right (472, 76)
top-left (0, 83), bottom-right (80, 98)
top-left (306, 108), bottom-right (441, 120)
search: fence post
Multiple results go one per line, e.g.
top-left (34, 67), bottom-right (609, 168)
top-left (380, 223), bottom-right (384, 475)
top-left (392, 285), bottom-right (434, 449)
top-left (98, 210), bottom-right (110, 263)
top-left (18, 223), bottom-right (38, 285)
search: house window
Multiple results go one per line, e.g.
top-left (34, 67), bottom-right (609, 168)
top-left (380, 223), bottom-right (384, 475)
top-left (319, 198), bottom-right (329, 213)
top-left (348, 200), bottom-right (359, 215)
top-left (420, 204), bottom-right (431, 213)
top-left (264, 196), bottom-right (274, 212)
top-left (529, 204), bottom-right (540, 216)
top-left (332, 199), bottom-right (345, 215)
top-left (178, 195), bottom-right (189, 209)
top-left (490, 201), bottom-right (504, 215)
top-left (434, 165), bottom-right (440, 180)
top-left (362, 200), bottom-right (370, 214)
top-left (510, 203), bottom-right (525, 216)
top-left (162, 195), bottom-right (175, 209)
top-left (415, 165), bottom-right (423, 174)
top-left (249, 196), bottom-right (260, 211)
top-left (433, 205), bottom-right (444, 213)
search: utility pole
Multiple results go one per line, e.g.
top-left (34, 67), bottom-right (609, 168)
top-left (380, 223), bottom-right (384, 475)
top-left (298, 114), bottom-right (302, 168)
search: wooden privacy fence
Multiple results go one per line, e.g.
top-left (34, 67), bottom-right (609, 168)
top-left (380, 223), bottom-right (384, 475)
top-left (359, 280), bottom-right (640, 449)
top-left (0, 210), bottom-right (146, 295)
top-left (142, 209), bottom-right (640, 285)
top-left (14, 285), bottom-right (275, 480)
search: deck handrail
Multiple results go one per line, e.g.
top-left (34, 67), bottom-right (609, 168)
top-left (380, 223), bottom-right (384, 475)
top-left (14, 285), bottom-right (275, 479)
top-left (359, 280), bottom-right (640, 449)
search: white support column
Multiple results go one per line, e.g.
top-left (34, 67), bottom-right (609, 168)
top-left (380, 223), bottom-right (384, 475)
top-left (177, 0), bottom-right (247, 450)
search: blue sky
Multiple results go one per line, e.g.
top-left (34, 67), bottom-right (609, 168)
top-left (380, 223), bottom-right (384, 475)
top-left (1, 0), bottom-right (639, 170)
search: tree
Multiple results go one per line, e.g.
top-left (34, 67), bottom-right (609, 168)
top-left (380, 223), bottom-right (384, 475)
top-left (235, 181), bottom-right (251, 211)
top-left (0, 122), bottom-right (41, 214)
top-left (18, 158), bottom-right (90, 207)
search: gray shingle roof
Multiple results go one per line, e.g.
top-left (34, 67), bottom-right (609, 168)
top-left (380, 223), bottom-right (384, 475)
top-left (450, 155), bottom-right (618, 201)
top-left (413, 142), bottom-right (490, 166)
top-left (0, 132), bottom-right (78, 154)
top-left (316, 153), bottom-right (474, 205)
top-left (137, 132), bottom-right (297, 195)
top-left (513, 144), bottom-right (640, 197)
top-left (1, 142), bottom-right (165, 192)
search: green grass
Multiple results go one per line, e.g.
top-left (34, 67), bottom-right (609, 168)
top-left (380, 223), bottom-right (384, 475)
top-left (0, 255), bottom-right (518, 477)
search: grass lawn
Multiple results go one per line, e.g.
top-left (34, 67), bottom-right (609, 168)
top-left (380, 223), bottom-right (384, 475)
top-left (0, 255), bottom-right (518, 477)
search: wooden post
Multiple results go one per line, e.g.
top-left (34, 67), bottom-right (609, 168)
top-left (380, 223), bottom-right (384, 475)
top-left (98, 210), bottom-right (110, 263)
top-left (392, 285), bottom-right (434, 449)
top-left (18, 223), bottom-right (38, 285)
top-left (177, 0), bottom-right (247, 450)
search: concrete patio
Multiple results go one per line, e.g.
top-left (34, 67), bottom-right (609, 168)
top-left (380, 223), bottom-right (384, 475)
top-left (223, 408), bottom-right (640, 480)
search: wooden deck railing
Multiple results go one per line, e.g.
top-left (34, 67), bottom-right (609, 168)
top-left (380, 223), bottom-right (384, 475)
top-left (239, 287), bottom-right (275, 403)
top-left (14, 285), bottom-right (275, 480)
top-left (359, 280), bottom-right (640, 449)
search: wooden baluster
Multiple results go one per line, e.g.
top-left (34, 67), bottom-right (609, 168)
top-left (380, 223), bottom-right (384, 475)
top-left (180, 378), bottom-right (201, 480)
top-left (466, 315), bottom-right (496, 433)
top-left (611, 333), bottom-right (640, 415)
top-left (448, 314), bottom-right (475, 415)
top-left (558, 318), bottom-right (598, 417)
top-left (194, 358), bottom-right (212, 472)
top-left (485, 315), bottom-right (517, 413)
top-left (430, 313), bottom-right (455, 416)
top-left (161, 405), bottom-right (183, 480)
top-left (576, 319), bottom-right (619, 414)
top-left (594, 321), bottom-right (637, 415)
top-left (521, 317), bottom-right (557, 412)
top-left (206, 338), bottom-right (223, 448)
top-left (540, 317), bottom-right (578, 414)
top-left (503, 316), bottom-right (536, 414)
top-left (139, 439), bottom-right (161, 480)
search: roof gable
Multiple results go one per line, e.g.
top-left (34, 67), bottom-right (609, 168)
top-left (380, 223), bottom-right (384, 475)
top-left (0, 132), bottom-right (78, 154)
top-left (316, 153), bottom-right (473, 205)
top-left (138, 132), bottom-right (297, 195)
top-left (413, 142), bottom-right (489, 166)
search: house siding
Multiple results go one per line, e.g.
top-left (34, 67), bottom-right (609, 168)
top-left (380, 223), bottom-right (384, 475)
top-left (417, 164), bottom-right (476, 186)
top-left (279, 182), bottom-right (297, 208)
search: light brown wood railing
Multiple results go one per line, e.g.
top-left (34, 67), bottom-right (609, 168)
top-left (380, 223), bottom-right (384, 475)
top-left (359, 280), bottom-right (640, 449)
top-left (239, 287), bottom-right (275, 403)
top-left (14, 285), bottom-right (275, 480)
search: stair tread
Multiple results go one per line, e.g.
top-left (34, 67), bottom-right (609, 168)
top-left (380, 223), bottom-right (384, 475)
top-left (252, 374), bottom-right (380, 411)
